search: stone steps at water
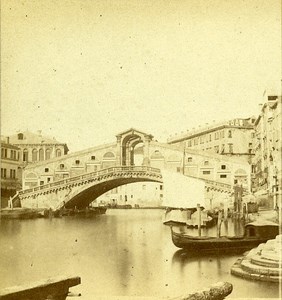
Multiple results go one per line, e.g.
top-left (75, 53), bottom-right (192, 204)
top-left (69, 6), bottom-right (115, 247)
top-left (231, 258), bottom-right (281, 283)
top-left (231, 234), bottom-right (282, 282)
top-left (250, 254), bottom-right (281, 268)
top-left (240, 258), bottom-right (280, 276)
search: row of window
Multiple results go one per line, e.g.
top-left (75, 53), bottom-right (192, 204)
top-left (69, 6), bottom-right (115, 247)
top-left (187, 130), bottom-right (233, 147)
top-left (23, 148), bottom-right (62, 162)
top-left (42, 155), bottom-right (111, 172)
top-left (40, 155), bottom-right (106, 173)
top-left (202, 170), bottom-right (227, 178)
top-left (1, 168), bottom-right (16, 179)
top-left (43, 158), bottom-right (97, 172)
top-left (187, 157), bottom-right (228, 169)
top-left (39, 177), bottom-right (51, 185)
top-left (206, 144), bottom-right (234, 154)
top-left (214, 144), bottom-right (233, 154)
top-left (1, 148), bottom-right (19, 160)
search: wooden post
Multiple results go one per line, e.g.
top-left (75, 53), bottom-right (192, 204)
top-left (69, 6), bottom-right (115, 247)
top-left (217, 210), bottom-right (223, 238)
top-left (223, 198), bottom-right (228, 221)
top-left (197, 204), bottom-right (201, 237)
top-left (244, 201), bottom-right (248, 221)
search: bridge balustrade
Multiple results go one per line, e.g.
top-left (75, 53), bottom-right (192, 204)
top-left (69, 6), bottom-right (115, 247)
top-left (50, 180), bottom-right (65, 187)
top-left (18, 166), bottom-right (234, 199)
top-left (17, 166), bottom-right (162, 198)
top-left (66, 175), bottom-right (82, 182)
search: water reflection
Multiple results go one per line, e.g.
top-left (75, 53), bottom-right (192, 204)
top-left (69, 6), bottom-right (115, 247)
top-left (172, 249), bottom-right (239, 277)
top-left (0, 210), bottom-right (279, 299)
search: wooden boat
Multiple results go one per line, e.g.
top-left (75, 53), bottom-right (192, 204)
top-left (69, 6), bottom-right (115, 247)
top-left (72, 206), bottom-right (107, 216)
top-left (170, 220), bottom-right (279, 252)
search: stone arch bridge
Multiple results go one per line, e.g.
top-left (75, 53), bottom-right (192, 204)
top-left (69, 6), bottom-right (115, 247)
top-left (15, 128), bottom-right (250, 209)
top-left (13, 166), bottom-right (234, 209)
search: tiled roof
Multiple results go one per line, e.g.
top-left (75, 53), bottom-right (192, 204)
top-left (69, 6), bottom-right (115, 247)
top-left (8, 131), bottom-right (66, 145)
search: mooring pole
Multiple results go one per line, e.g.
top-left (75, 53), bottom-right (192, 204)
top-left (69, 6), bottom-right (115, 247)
top-left (217, 210), bottom-right (223, 238)
top-left (197, 204), bottom-right (201, 236)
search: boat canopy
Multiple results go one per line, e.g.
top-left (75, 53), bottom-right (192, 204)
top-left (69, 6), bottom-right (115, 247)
top-left (245, 220), bottom-right (279, 227)
top-left (161, 170), bottom-right (206, 209)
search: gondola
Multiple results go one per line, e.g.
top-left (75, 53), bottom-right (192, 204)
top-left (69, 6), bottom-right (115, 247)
top-left (170, 220), bottom-right (279, 252)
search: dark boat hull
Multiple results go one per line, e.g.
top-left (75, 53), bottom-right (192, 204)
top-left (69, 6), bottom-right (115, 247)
top-left (58, 206), bottom-right (107, 217)
top-left (75, 207), bottom-right (107, 216)
top-left (171, 228), bottom-right (279, 252)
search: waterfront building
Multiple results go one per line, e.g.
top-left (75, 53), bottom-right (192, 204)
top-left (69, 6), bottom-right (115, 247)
top-left (183, 148), bottom-right (251, 189)
top-left (7, 130), bottom-right (69, 164)
top-left (167, 118), bottom-right (256, 164)
top-left (6, 130), bottom-right (69, 188)
top-left (0, 137), bottom-right (21, 208)
top-left (97, 183), bottom-right (163, 208)
top-left (253, 92), bottom-right (281, 208)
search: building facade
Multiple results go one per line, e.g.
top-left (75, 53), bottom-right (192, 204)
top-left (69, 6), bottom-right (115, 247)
top-left (6, 131), bottom-right (69, 188)
top-left (8, 131), bottom-right (69, 164)
top-left (167, 118), bottom-right (256, 163)
top-left (183, 148), bottom-right (250, 189)
top-left (253, 93), bottom-right (281, 207)
top-left (1, 137), bottom-right (21, 208)
top-left (96, 182), bottom-right (163, 208)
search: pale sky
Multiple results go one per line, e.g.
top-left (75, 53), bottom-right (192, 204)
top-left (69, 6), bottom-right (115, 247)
top-left (1, 0), bottom-right (281, 152)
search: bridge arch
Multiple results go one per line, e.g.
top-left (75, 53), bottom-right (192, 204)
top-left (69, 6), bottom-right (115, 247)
top-left (18, 166), bottom-right (163, 210)
top-left (64, 174), bottom-right (162, 209)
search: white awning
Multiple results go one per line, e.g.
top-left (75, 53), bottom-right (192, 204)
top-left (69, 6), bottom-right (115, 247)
top-left (161, 170), bottom-right (206, 209)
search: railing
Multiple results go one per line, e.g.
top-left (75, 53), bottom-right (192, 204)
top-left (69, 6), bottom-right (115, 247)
top-left (205, 179), bottom-right (232, 190)
top-left (205, 179), bottom-right (249, 194)
top-left (18, 166), bottom-right (162, 196)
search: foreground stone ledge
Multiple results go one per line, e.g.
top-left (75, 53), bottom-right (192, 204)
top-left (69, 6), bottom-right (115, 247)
top-left (0, 280), bottom-right (232, 300)
top-left (0, 276), bottom-right (81, 300)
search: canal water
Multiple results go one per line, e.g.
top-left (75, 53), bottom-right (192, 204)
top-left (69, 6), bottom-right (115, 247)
top-left (0, 209), bottom-right (279, 299)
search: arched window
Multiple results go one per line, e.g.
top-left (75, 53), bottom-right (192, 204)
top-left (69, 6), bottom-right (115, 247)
top-left (56, 149), bottom-right (62, 157)
top-left (103, 152), bottom-right (115, 159)
top-left (39, 149), bottom-right (44, 161)
top-left (32, 149), bottom-right (38, 162)
top-left (150, 150), bottom-right (164, 159)
top-left (45, 148), bottom-right (51, 160)
top-left (23, 149), bottom-right (28, 162)
top-left (187, 157), bottom-right (192, 162)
